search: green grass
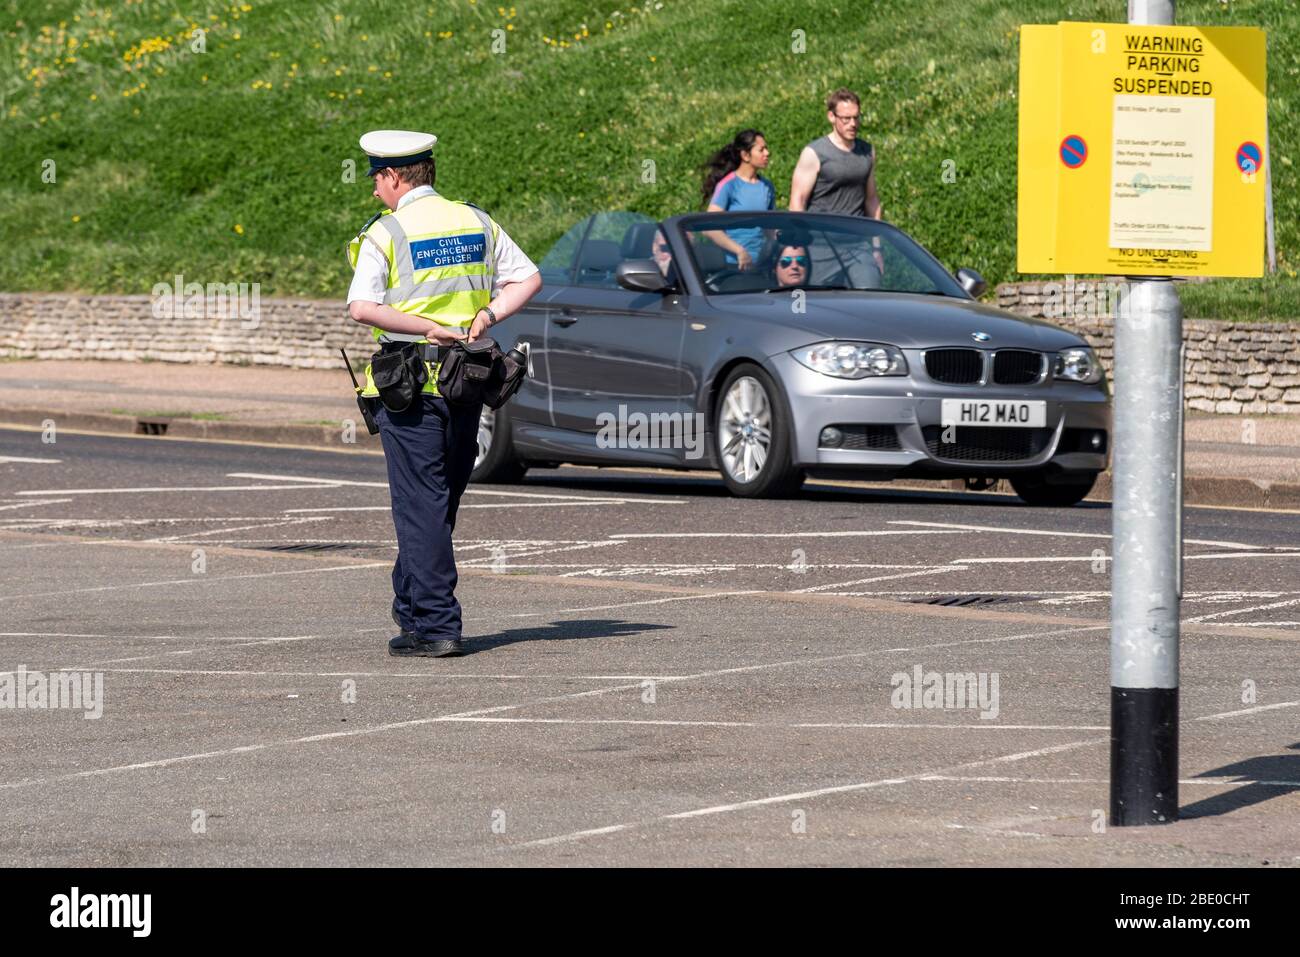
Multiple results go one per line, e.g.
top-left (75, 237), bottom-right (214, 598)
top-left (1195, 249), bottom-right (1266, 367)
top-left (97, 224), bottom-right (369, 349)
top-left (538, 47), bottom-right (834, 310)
top-left (3, 0), bottom-right (1297, 320)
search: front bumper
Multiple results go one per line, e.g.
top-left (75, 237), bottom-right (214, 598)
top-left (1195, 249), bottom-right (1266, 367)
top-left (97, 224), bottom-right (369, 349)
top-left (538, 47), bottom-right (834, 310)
top-left (770, 352), bottom-right (1111, 477)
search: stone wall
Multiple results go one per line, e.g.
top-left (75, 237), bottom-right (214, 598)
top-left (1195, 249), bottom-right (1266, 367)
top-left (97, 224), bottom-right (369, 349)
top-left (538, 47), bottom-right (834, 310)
top-left (996, 281), bottom-right (1300, 415)
top-left (4, 289), bottom-right (1300, 414)
top-left (0, 292), bottom-right (375, 369)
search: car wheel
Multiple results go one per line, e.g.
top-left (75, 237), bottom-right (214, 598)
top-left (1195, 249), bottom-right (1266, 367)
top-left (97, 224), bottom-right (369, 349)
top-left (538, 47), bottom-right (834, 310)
top-left (715, 364), bottom-right (805, 498)
top-left (471, 406), bottom-right (528, 484)
top-left (1009, 470), bottom-right (1097, 507)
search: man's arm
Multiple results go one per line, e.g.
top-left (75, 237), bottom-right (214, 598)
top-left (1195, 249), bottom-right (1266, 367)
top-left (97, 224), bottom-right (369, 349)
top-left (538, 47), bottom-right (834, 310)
top-left (468, 271), bottom-right (542, 342)
top-left (865, 163), bottom-right (883, 220)
top-left (788, 146), bottom-right (821, 212)
top-left (347, 301), bottom-right (467, 343)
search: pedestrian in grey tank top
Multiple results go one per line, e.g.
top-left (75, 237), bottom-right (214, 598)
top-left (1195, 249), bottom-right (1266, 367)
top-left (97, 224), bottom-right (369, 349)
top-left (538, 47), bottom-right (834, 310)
top-left (789, 88), bottom-right (885, 287)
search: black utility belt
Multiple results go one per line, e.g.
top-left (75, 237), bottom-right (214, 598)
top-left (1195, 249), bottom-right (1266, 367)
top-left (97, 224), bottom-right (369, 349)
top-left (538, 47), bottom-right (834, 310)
top-left (377, 339), bottom-right (448, 364)
top-left (369, 336), bottom-right (529, 414)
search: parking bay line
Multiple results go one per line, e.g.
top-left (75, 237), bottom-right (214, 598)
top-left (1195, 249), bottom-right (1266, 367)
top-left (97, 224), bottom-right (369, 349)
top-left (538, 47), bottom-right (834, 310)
top-left (0, 623), bottom-right (1111, 792)
top-left (230, 473), bottom-right (682, 505)
top-left (889, 520), bottom-right (1261, 551)
top-left (15, 483), bottom-right (342, 496)
top-left (0, 562), bottom-right (389, 603)
top-left (513, 738), bottom-right (1109, 848)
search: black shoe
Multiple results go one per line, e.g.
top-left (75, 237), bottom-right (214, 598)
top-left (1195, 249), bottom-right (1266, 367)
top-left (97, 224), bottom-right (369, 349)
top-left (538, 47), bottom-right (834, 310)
top-left (388, 632), bottom-right (466, 658)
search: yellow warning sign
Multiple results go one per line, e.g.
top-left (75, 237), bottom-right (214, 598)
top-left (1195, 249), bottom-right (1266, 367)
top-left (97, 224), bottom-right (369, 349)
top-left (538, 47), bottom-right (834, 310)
top-left (1017, 22), bottom-right (1266, 278)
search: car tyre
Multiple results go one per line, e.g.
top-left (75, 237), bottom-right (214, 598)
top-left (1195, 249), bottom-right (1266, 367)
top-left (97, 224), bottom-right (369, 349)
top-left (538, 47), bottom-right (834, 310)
top-left (714, 364), bottom-right (805, 498)
top-left (1009, 470), bottom-right (1097, 507)
top-left (470, 406), bottom-right (528, 484)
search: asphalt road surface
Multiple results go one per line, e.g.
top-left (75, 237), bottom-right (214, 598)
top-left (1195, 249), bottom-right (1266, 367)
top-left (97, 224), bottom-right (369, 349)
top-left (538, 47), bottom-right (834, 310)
top-left (1, 425), bottom-right (1297, 866)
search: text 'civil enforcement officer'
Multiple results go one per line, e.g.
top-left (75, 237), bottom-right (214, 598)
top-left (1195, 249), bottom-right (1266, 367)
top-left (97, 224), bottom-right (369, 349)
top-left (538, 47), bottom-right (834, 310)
top-left (346, 129), bottom-right (542, 657)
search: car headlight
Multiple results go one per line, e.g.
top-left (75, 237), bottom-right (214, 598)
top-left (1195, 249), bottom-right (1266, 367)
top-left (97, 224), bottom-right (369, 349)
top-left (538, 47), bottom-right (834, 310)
top-left (792, 342), bottom-right (908, 379)
top-left (1053, 347), bottom-right (1103, 384)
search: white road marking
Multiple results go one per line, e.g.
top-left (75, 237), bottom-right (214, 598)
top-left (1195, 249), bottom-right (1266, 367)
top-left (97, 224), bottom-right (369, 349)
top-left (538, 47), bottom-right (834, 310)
top-left (452, 717), bottom-right (1109, 731)
top-left (0, 562), bottom-right (388, 603)
top-left (235, 472), bottom-right (677, 504)
top-left (1195, 700), bottom-right (1300, 721)
top-left (83, 668), bottom-right (678, 681)
top-left (0, 633), bottom-right (315, 642)
top-left (16, 483), bottom-right (339, 496)
top-left (1185, 596), bottom-right (1300, 624)
top-left (1184, 552), bottom-right (1300, 560)
top-left (0, 456), bottom-right (62, 464)
top-left (614, 530), bottom-right (968, 539)
top-left (227, 472), bottom-right (361, 486)
top-left (285, 500), bottom-right (678, 513)
top-left (0, 499), bottom-right (72, 512)
top-left (146, 517), bottom-right (330, 543)
top-left (953, 556), bottom-right (1110, 564)
top-left (515, 738), bottom-right (1106, 847)
top-left (791, 566), bottom-right (968, 594)
top-left (0, 624), bottom-right (1105, 791)
top-left (890, 520), bottom-right (1259, 550)
top-left (1216, 621), bottom-right (1300, 627)
top-left (954, 552), bottom-right (1300, 564)
top-left (921, 775), bottom-right (1300, 787)
top-left (505, 590), bottom-right (764, 616)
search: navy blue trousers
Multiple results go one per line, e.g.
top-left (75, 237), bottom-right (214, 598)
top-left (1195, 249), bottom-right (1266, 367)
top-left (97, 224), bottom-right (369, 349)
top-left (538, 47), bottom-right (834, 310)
top-left (375, 394), bottom-right (483, 641)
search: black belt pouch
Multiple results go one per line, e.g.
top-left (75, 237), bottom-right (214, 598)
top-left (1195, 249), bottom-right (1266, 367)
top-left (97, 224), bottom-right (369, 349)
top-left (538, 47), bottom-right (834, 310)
top-left (370, 343), bottom-right (428, 413)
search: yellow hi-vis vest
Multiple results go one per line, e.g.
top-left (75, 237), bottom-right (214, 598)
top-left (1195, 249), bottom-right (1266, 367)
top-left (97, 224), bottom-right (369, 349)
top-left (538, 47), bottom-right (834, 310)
top-left (346, 193), bottom-right (497, 398)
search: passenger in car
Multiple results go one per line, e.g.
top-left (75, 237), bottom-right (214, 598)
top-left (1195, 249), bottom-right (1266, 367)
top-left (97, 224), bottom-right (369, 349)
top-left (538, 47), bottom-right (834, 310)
top-left (699, 129), bottom-right (775, 271)
top-left (651, 228), bottom-right (675, 279)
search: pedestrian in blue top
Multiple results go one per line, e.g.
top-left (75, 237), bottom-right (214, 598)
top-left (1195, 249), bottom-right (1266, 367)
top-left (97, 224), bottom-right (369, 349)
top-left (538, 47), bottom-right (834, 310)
top-left (700, 129), bottom-right (775, 271)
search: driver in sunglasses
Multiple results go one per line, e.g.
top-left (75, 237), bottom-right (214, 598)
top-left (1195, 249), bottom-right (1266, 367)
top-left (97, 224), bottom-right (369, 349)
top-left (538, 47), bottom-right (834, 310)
top-left (770, 233), bottom-right (812, 288)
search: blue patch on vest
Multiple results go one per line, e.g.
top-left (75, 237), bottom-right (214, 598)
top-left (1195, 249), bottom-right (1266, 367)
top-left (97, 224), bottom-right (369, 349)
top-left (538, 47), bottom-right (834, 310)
top-left (410, 233), bottom-right (486, 271)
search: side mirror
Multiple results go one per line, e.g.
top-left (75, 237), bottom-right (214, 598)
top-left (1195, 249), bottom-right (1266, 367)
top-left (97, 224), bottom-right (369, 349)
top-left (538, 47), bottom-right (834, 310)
top-left (956, 268), bottom-right (987, 299)
top-left (616, 259), bottom-right (672, 294)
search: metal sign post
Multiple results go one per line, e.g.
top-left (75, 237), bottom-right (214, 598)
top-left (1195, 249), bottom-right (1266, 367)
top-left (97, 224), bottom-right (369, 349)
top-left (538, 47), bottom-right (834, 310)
top-left (1110, 0), bottom-right (1181, 826)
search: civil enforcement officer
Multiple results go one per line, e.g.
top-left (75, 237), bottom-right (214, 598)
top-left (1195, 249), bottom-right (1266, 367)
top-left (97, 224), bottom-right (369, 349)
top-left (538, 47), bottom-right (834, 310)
top-left (346, 129), bottom-right (541, 657)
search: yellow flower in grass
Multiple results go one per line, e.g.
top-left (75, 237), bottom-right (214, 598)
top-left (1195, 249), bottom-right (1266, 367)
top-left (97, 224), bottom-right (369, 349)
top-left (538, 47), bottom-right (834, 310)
top-left (234, 224), bottom-right (244, 235)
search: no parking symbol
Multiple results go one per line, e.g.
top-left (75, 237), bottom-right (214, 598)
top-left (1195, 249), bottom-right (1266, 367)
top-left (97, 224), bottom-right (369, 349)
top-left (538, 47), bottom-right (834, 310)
top-left (1236, 141), bottom-right (1262, 176)
top-left (1059, 135), bottom-right (1087, 169)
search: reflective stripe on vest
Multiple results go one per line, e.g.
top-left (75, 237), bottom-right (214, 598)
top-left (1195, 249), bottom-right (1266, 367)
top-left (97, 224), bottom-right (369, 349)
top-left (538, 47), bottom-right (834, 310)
top-left (354, 195), bottom-right (497, 398)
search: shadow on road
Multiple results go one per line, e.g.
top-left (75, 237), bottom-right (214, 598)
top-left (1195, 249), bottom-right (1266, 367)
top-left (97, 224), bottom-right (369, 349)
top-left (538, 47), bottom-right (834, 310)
top-left (514, 467), bottom-right (1110, 510)
top-left (1180, 743), bottom-right (1300, 819)
top-left (465, 618), bottom-right (674, 653)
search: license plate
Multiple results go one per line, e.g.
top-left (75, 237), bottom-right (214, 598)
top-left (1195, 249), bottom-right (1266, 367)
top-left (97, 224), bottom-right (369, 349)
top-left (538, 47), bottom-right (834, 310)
top-left (941, 399), bottom-right (1046, 428)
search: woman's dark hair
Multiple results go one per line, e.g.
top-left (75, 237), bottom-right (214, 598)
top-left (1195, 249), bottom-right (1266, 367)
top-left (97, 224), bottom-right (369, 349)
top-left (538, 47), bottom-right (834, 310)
top-left (700, 129), bottom-right (764, 208)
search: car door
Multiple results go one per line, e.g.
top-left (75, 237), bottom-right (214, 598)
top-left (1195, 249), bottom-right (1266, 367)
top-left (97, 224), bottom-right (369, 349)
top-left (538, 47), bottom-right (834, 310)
top-left (545, 213), bottom-right (690, 465)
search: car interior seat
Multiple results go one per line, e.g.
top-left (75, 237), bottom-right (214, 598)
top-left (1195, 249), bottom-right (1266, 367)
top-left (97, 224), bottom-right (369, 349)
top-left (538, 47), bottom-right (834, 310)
top-left (574, 239), bottom-right (623, 285)
top-left (620, 222), bottom-right (659, 260)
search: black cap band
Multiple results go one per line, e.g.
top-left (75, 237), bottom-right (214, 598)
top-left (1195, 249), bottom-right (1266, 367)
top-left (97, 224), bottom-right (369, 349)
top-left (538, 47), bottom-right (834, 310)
top-left (366, 150), bottom-right (433, 176)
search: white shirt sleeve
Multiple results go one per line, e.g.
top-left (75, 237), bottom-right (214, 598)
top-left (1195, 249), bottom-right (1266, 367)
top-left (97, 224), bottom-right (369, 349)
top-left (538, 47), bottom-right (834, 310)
top-left (490, 220), bottom-right (539, 296)
top-left (346, 236), bottom-right (389, 305)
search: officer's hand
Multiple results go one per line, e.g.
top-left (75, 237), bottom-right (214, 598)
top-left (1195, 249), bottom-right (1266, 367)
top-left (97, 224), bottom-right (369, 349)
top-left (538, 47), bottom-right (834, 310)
top-left (424, 324), bottom-right (468, 345)
top-left (467, 310), bottom-right (492, 343)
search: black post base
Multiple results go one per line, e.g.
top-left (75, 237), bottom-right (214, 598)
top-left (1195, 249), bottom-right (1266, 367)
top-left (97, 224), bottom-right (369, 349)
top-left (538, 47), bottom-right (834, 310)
top-left (1111, 686), bottom-right (1178, 825)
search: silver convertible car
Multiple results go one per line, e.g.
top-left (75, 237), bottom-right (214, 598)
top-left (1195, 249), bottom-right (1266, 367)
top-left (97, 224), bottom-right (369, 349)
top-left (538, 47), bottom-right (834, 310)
top-left (473, 210), bottom-right (1110, 506)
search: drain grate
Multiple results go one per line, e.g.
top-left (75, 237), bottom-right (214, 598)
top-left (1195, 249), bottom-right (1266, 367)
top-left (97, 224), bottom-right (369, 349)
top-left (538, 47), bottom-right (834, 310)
top-left (246, 542), bottom-right (369, 553)
top-left (135, 418), bottom-right (169, 435)
top-left (910, 594), bottom-right (1037, 608)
